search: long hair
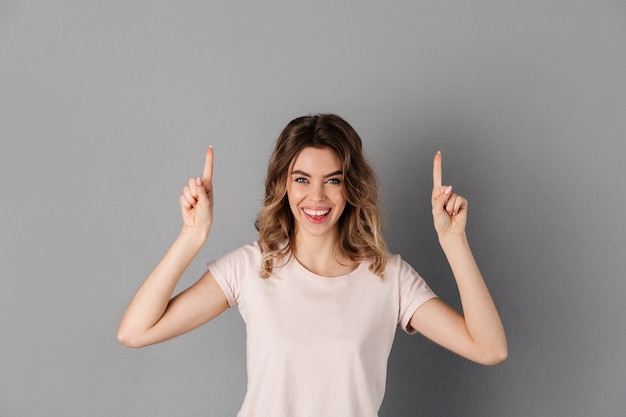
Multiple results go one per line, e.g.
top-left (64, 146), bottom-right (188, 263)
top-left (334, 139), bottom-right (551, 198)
top-left (255, 114), bottom-right (388, 277)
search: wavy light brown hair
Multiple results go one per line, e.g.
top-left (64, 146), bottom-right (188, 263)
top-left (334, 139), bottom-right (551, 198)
top-left (255, 114), bottom-right (388, 277)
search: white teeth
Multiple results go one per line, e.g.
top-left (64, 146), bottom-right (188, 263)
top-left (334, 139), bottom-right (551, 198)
top-left (303, 208), bottom-right (330, 216)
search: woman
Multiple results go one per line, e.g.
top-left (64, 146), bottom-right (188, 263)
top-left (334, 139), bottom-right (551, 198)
top-left (118, 114), bottom-right (507, 416)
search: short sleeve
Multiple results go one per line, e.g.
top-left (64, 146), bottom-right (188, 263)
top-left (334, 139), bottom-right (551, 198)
top-left (393, 255), bottom-right (438, 334)
top-left (206, 242), bottom-right (262, 308)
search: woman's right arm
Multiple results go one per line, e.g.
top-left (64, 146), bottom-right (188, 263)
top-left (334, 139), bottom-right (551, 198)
top-left (117, 147), bottom-right (229, 348)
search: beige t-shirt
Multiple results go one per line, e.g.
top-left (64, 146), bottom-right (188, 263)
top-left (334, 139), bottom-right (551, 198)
top-left (207, 241), bottom-right (437, 417)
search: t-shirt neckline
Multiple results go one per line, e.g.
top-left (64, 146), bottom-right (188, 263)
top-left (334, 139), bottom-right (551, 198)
top-left (289, 255), bottom-right (366, 282)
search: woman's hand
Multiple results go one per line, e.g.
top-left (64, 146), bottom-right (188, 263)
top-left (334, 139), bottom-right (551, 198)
top-left (117, 146), bottom-right (226, 349)
top-left (414, 153), bottom-right (508, 365)
top-left (180, 146), bottom-right (214, 234)
top-left (431, 151), bottom-right (468, 239)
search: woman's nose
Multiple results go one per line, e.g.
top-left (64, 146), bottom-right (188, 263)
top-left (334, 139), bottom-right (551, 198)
top-left (308, 183), bottom-right (327, 202)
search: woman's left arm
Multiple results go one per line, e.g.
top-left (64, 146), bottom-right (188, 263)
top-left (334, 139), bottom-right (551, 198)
top-left (409, 151), bottom-right (507, 365)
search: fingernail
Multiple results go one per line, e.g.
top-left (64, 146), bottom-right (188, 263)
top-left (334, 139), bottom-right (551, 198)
top-left (444, 185), bottom-right (452, 195)
top-left (196, 177), bottom-right (202, 186)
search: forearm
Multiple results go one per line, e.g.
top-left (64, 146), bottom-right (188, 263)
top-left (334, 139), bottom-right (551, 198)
top-left (118, 227), bottom-right (208, 343)
top-left (439, 234), bottom-right (507, 357)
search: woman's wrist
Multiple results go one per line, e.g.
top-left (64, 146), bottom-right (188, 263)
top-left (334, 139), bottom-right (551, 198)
top-left (438, 232), bottom-right (470, 251)
top-left (179, 225), bottom-right (210, 246)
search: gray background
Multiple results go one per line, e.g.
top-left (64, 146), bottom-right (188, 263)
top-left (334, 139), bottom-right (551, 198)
top-left (1, 1), bottom-right (625, 416)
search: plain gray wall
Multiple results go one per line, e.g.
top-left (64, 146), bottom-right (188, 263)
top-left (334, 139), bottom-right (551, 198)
top-left (1, 1), bottom-right (625, 416)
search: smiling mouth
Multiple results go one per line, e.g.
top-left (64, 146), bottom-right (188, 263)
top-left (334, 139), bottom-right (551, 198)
top-left (302, 208), bottom-right (331, 223)
top-left (303, 208), bottom-right (330, 216)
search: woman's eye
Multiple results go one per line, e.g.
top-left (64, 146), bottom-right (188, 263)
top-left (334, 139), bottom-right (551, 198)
top-left (295, 177), bottom-right (308, 183)
top-left (327, 178), bottom-right (341, 185)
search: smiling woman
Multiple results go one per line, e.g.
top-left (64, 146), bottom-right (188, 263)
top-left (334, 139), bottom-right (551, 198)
top-left (255, 114), bottom-right (389, 279)
top-left (287, 147), bottom-right (346, 236)
top-left (117, 114), bottom-right (507, 417)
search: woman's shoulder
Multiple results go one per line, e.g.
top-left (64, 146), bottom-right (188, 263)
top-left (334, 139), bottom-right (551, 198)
top-left (207, 240), bottom-right (263, 268)
top-left (382, 252), bottom-right (420, 277)
top-left (382, 251), bottom-right (402, 267)
top-left (238, 240), bottom-right (263, 257)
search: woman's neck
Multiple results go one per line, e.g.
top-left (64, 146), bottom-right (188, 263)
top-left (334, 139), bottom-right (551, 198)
top-left (292, 231), bottom-right (356, 277)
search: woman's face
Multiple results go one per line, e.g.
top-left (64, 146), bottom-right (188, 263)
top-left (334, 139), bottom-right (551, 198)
top-left (286, 146), bottom-right (347, 240)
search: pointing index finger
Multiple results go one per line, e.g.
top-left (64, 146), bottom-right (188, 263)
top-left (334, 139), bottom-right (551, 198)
top-left (433, 151), bottom-right (442, 188)
top-left (203, 146), bottom-right (213, 185)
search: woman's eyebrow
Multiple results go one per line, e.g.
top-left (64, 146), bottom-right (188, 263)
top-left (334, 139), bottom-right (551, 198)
top-left (291, 170), bottom-right (343, 178)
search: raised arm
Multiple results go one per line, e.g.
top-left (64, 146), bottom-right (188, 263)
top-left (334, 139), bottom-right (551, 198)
top-left (409, 151), bottom-right (507, 365)
top-left (117, 147), bottom-right (228, 348)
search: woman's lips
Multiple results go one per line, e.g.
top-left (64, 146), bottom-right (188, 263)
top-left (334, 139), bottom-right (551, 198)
top-left (302, 208), bottom-right (331, 223)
